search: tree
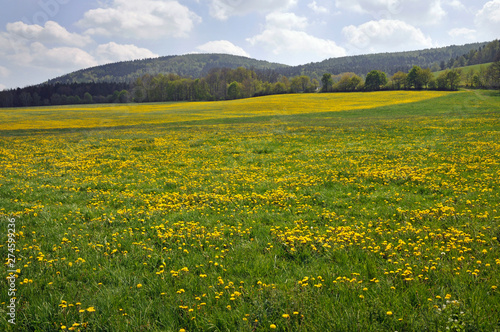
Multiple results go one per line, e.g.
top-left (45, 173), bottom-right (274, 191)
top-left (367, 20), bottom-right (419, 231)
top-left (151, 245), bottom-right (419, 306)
top-left (417, 68), bottom-right (433, 89)
top-left (83, 92), bottom-right (93, 104)
top-left (472, 73), bottom-right (482, 88)
top-left (301, 76), bottom-right (311, 92)
top-left (365, 70), bottom-right (388, 91)
top-left (310, 79), bottom-right (319, 92)
top-left (428, 79), bottom-right (437, 90)
top-left (447, 69), bottom-right (461, 90)
top-left (435, 69), bottom-right (461, 90)
top-left (321, 73), bottom-right (333, 92)
top-left (50, 93), bottom-right (62, 105)
top-left (272, 82), bottom-right (286, 94)
top-left (391, 71), bottom-right (407, 90)
top-left (290, 76), bottom-right (303, 93)
top-left (118, 90), bottom-right (130, 103)
top-left (431, 62), bottom-right (441, 72)
top-left (19, 92), bottom-right (32, 106)
top-left (485, 61), bottom-right (500, 89)
top-left (407, 66), bottom-right (424, 89)
top-left (32, 92), bottom-right (42, 106)
top-left (227, 81), bottom-right (242, 99)
top-left (436, 72), bottom-right (449, 90)
top-left (440, 60), bottom-right (446, 70)
top-left (335, 73), bottom-right (363, 92)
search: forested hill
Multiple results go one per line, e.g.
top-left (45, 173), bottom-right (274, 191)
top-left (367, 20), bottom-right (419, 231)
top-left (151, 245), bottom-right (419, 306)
top-left (47, 41), bottom-right (491, 85)
top-left (280, 41), bottom-right (491, 78)
top-left (48, 54), bottom-right (289, 84)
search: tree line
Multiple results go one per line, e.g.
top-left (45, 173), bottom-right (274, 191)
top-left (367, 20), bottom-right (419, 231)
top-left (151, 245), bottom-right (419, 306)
top-left (1, 58), bottom-right (499, 108)
top-left (438, 39), bottom-right (500, 71)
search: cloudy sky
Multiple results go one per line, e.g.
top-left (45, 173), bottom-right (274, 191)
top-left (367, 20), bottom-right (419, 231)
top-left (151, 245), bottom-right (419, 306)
top-left (1, 0), bottom-right (499, 90)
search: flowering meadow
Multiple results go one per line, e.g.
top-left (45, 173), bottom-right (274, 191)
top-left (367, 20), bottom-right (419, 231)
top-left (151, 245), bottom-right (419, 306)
top-left (1, 90), bottom-right (499, 331)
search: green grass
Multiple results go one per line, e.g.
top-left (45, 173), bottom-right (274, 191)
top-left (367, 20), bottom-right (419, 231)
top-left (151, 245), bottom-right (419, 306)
top-left (1, 90), bottom-right (500, 331)
top-left (433, 63), bottom-right (494, 85)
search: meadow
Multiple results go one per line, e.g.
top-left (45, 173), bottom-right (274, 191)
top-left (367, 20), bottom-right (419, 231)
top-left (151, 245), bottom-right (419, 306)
top-left (0, 90), bottom-right (499, 331)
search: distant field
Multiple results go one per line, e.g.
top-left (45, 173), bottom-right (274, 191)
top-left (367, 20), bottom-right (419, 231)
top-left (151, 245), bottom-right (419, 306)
top-left (434, 63), bottom-right (494, 84)
top-left (0, 91), bottom-right (449, 131)
top-left (1, 91), bottom-right (499, 331)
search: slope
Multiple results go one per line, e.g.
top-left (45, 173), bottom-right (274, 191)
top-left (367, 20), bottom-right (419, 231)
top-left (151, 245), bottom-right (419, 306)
top-left (47, 54), bottom-right (289, 84)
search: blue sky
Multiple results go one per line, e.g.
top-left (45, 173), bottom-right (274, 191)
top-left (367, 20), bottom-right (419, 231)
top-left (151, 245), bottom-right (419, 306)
top-left (1, 0), bottom-right (499, 90)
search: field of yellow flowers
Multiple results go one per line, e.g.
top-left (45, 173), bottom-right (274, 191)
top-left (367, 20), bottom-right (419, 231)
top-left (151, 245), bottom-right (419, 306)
top-left (1, 90), bottom-right (499, 331)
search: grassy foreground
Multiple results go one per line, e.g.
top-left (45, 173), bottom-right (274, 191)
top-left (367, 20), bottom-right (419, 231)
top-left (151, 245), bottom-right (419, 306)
top-left (1, 91), bottom-right (499, 331)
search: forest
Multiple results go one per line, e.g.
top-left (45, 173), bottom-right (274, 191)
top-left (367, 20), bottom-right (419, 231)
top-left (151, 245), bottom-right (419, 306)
top-left (0, 40), bottom-right (499, 108)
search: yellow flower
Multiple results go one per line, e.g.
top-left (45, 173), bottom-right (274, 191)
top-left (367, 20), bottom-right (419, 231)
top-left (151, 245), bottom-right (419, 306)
top-left (282, 314), bottom-right (290, 318)
top-left (270, 324), bottom-right (277, 329)
top-left (86, 307), bottom-right (96, 312)
top-left (137, 284), bottom-right (143, 288)
top-left (387, 311), bottom-right (393, 316)
top-left (61, 326), bottom-right (67, 330)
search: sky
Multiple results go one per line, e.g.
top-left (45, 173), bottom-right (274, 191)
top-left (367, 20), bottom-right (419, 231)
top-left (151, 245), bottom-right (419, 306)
top-left (0, 0), bottom-right (499, 90)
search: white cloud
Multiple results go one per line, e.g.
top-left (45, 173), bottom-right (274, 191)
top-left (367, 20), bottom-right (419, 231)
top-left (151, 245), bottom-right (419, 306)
top-left (196, 40), bottom-right (250, 57)
top-left (0, 31), bottom-right (28, 57)
top-left (6, 21), bottom-right (92, 47)
top-left (208, 0), bottom-right (297, 20)
top-left (444, 0), bottom-right (465, 10)
top-left (77, 0), bottom-right (201, 39)
top-left (247, 12), bottom-right (346, 65)
top-left (0, 21), bottom-right (97, 71)
top-left (30, 42), bottom-right (98, 69)
top-left (448, 28), bottom-right (476, 40)
top-left (266, 12), bottom-right (308, 30)
top-left (342, 19), bottom-right (434, 53)
top-left (0, 66), bottom-right (10, 78)
top-left (475, 0), bottom-right (500, 40)
top-left (335, 0), bottom-right (446, 25)
top-left (0, 84), bottom-right (6, 91)
top-left (308, 1), bottom-right (329, 14)
top-left (95, 42), bottom-right (159, 64)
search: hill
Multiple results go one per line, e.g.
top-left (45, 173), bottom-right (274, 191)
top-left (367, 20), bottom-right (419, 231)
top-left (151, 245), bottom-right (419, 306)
top-left (48, 41), bottom-right (492, 85)
top-left (434, 63), bottom-right (493, 77)
top-left (47, 54), bottom-right (289, 84)
top-left (280, 41), bottom-right (491, 79)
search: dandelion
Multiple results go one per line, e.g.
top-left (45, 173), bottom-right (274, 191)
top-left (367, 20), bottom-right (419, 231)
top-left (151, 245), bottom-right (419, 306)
top-left (270, 324), bottom-right (277, 329)
top-left (137, 284), bottom-right (142, 288)
top-left (387, 311), bottom-right (393, 316)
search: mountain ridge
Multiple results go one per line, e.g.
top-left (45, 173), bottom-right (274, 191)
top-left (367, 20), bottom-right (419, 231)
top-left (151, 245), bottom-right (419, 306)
top-left (47, 40), bottom-right (493, 85)
top-left (47, 54), bottom-right (289, 85)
